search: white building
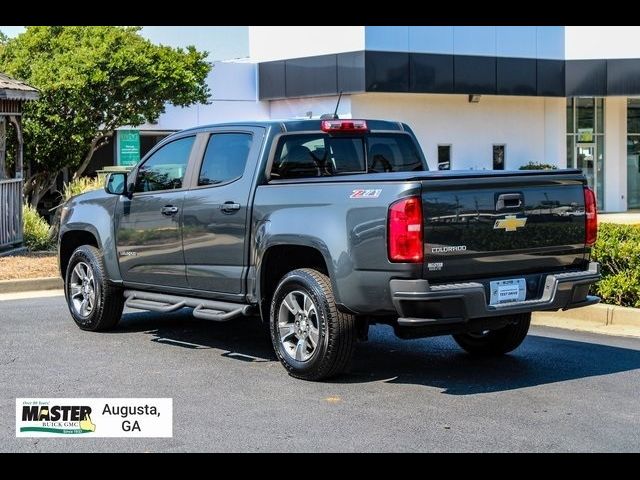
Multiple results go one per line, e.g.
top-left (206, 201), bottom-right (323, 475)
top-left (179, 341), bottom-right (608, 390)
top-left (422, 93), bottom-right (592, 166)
top-left (111, 26), bottom-right (640, 213)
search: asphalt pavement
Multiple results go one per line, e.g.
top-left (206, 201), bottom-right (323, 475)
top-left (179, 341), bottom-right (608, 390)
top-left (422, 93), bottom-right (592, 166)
top-left (1, 294), bottom-right (639, 452)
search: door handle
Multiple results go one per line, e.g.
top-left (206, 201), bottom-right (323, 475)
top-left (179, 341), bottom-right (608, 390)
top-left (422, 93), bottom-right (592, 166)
top-left (161, 205), bottom-right (179, 216)
top-left (220, 202), bottom-right (241, 213)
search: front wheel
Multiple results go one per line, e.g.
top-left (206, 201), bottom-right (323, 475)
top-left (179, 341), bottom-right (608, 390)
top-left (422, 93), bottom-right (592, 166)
top-left (270, 268), bottom-right (356, 381)
top-left (65, 245), bottom-right (124, 331)
top-left (452, 313), bottom-right (531, 356)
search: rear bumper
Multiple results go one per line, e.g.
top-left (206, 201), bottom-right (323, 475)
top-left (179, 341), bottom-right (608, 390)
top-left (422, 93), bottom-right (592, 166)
top-left (390, 262), bottom-right (601, 327)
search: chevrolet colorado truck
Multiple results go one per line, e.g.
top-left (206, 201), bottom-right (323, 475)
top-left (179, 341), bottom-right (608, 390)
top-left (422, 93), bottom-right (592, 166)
top-left (59, 119), bottom-right (601, 380)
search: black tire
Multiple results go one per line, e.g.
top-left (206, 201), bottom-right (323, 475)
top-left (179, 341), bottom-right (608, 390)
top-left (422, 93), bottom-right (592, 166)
top-left (270, 268), bottom-right (356, 381)
top-left (452, 313), bottom-right (531, 356)
top-left (64, 245), bottom-right (124, 331)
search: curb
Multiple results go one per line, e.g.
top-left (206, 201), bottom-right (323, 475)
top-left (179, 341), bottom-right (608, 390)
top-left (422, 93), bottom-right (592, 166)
top-left (0, 246), bottom-right (28, 258)
top-left (532, 303), bottom-right (640, 337)
top-left (0, 277), bottom-right (63, 294)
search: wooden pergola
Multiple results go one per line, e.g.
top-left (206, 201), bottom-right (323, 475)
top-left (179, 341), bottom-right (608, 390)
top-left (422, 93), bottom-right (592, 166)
top-left (0, 72), bottom-right (39, 250)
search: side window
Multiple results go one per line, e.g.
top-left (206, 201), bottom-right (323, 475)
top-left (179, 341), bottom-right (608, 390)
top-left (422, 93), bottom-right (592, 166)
top-left (199, 133), bottom-right (252, 186)
top-left (135, 136), bottom-right (195, 193)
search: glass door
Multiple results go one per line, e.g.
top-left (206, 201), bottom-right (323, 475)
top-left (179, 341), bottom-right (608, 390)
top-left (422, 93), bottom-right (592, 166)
top-left (568, 97), bottom-right (605, 210)
top-left (576, 144), bottom-right (597, 202)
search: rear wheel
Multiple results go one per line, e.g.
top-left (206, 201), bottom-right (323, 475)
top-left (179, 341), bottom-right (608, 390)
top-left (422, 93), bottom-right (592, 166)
top-left (270, 268), bottom-right (356, 381)
top-left (65, 245), bottom-right (124, 331)
top-left (452, 313), bottom-right (531, 356)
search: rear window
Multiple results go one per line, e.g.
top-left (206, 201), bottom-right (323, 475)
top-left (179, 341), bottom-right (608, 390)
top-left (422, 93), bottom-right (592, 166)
top-left (270, 133), bottom-right (425, 179)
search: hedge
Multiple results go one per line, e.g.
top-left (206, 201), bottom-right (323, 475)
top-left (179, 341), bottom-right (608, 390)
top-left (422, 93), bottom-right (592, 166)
top-left (519, 162), bottom-right (558, 170)
top-left (591, 223), bottom-right (640, 308)
top-left (23, 204), bottom-right (55, 251)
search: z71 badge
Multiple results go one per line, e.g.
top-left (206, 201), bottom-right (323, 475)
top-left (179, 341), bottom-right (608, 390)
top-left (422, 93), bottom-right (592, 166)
top-left (350, 189), bottom-right (382, 199)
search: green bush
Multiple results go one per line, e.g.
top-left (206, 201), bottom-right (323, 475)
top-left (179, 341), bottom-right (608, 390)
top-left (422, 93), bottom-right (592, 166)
top-left (62, 176), bottom-right (103, 202)
top-left (591, 223), bottom-right (640, 308)
top-left (519, 162), bottom-right (558, 170)
top-left (23, 204), bottom-right (54, 251)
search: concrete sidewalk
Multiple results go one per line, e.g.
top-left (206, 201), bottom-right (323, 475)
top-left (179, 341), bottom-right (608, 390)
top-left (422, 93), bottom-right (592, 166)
top-left (0, 289), bottom-right (63, 301)
top-left (599, 211), bottom-right (640, 225)
top-left (533, 304), bottom-right (639, 338)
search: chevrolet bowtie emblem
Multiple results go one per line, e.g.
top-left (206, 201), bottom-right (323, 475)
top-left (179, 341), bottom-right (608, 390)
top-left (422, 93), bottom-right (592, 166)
top-left (494, 215), bottom-right (527, 232)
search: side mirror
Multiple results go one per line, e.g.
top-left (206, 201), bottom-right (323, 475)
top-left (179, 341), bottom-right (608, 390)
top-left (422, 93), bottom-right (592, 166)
top-left (104, 172), bottom-right (128, 196)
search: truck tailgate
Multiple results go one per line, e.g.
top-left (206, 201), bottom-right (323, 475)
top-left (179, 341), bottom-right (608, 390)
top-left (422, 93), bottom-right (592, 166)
top-left (421, 171), bottom-right (588, 282)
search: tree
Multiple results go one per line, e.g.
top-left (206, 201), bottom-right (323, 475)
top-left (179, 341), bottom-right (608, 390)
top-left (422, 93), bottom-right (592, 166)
top-left (0, 30), bottom-right (6, 56)
top-left (0, 26), bottom-right (211, 206)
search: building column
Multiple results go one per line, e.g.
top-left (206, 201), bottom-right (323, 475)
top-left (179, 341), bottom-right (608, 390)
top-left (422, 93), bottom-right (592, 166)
top-left (604, 97), bottom-right (627, 212)
top-left (544, 97), bottom-right (567, 168)
top-left (0, 117), bottom-right (6, 179)
top-left (8, 115), bottom-right (23, 179)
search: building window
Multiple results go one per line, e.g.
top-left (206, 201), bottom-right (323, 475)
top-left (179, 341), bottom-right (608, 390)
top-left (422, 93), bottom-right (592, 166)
top-left (576, 97), bottom-right (595, 130)
top-left (437, 145), bottom-right (451, 170)
top-left (493, 145), bottom-right (505, 170)
top-left (627, 98), bottom-right (640, 209)
top-left (567, 97), bottom-right (605, 209)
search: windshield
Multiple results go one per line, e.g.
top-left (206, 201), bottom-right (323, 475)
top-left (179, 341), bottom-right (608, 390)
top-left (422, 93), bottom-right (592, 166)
top-left (271, 133), bottom-right (425, 179)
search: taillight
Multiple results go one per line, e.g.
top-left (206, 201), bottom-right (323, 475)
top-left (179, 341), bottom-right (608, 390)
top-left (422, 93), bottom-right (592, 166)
top-left (584, 186), bottom-right (597, 246)
top-left (320, 119), bottom-right (368, 133)
top-left (388, 196), bottom-right (423, 263)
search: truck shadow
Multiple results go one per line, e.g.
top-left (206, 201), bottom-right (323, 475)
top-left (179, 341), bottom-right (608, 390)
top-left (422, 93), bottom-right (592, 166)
top-left (114, 309), bottom-right (276, 362)
top-left (114, 310), bottom-right (640, 395)
top-left (347, 325), bottom-right (640, 395)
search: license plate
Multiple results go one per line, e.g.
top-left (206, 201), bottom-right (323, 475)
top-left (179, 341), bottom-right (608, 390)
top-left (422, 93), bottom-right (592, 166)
top-left (489, 278), bottom-right (526, 305)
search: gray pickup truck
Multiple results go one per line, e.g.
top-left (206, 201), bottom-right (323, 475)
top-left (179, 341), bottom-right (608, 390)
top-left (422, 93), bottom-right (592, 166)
top-left (59, 119), bottom-right (601, 380)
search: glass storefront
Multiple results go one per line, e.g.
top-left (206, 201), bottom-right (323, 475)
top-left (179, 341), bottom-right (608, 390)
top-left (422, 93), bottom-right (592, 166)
top-left (627, 99), bottom-right (640, 209)
top-left (567, 98), bottom-right (605, 209)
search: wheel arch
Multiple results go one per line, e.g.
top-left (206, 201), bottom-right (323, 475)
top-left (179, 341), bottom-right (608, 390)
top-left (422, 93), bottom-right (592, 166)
top-left (59, 229), bottom-right (100, 279)
top-left (258, 244), bottom-right (337, 322)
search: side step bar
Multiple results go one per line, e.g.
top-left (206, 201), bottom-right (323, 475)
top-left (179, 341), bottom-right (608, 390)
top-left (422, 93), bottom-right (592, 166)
top-left (123, 290), bottom-right (253, 322)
